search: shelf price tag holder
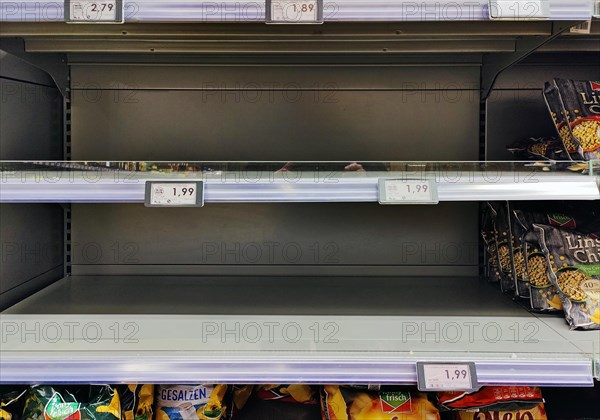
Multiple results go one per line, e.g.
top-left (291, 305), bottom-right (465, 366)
top-left (416, 362), bottom-right (479, 392)
top-left (65, 0), bottom-right (124, 23)
top-left (266, 0), bottom-right (323, 24)
top-left (145, 181), bottom-right (204, 208)
top-left (378, 179), bottom-right (438, 205)
top-left (488, 0), bottom-right (549, 20)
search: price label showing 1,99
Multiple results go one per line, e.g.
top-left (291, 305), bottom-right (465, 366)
top-left (378, 179), bottom-right (438, 205)
top-left (417, 362), bottom-right (479, 392)
top-left (145, 181), bottom-right (204, 207)
top-left (65, 0), bottom-right (123, 23)
top-left (267, 0), bottom-right (323, 23)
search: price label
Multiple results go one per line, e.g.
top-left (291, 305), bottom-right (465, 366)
top-left (378, 179), bottom-right (438, 205)
top-left (488, 0), bottom-right (548, 20)
top-left (65, 0), bottom-right (123, 23)
top-left (267, 0), bottom-right (322, 23)
top-left (145, 181), bottom-right (204, 207)
top-left (417, 362), bottom-right (478, 392)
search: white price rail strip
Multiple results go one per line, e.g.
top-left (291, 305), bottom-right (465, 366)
top-left (145, 181), bottom-right (204, 207)
top-left (417, 362), bottom-right (479, 391)
top-left (65, 0), bottom-right (123, 22)
top-left (488, 0), bottom-right (549, 20)
top-left (267, 0), bottom-right (322, 23)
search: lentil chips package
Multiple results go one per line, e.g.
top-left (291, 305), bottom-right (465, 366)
top-left (554, 78), bottom-right (600, 160)
top-left (534, 224), bottom-right (600, 330)
top-left (482, 203), bottom-right (501, 283)
top-left (22, 385), bottom-right (121, 420)
top-left (506, 137), bottom-right (567, 161)
top-left (320, 386), bottom-right (440, 420)
top-left (543, 81), bottom-right (582, 160)
top-left (490, 202), bottom-right (515, 295)
top-left (154, 385), bottom-right (228, 420)
top-left (115, 385), bottom-right (153, 420)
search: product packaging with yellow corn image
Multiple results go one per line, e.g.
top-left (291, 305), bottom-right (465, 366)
top-left (533, 224), bottom-right (600, 330)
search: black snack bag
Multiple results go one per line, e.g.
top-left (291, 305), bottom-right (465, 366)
top-left (482, 203), bottom-right (501, 283)
top-left (491, 202), bottom-right (516, 295)
top-left (534, 224), bottom-right (600, 330)
top-left (543, 81), bottom-right (583, 160)
top-left (554, 78), bottom-right (600, 161)
top-left (0, 387), bottom-right (28, 420)
top-left (506, 137), bottom-right (567, 161)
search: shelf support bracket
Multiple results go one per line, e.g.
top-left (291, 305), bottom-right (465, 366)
top-left (481, 21), bottom-right (579, 101)
top-left (0, 37), bottom-right (69, 98)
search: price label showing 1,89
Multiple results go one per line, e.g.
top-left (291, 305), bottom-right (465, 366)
top-left (267, 0), bottom-right (323, 23)
top-left (65, 0), bottom-right (123, 23)
top-left (145, 181), bottom-right (204, 207)
top-left (378, 179), bottom-right (438, 205)
top-left (416, 362), bottom-right (479, 392)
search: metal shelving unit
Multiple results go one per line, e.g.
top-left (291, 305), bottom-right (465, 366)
top-left (1, 1), bottom-right (599, 391)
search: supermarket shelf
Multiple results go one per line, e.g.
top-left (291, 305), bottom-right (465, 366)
top-left (1, 275), bottom-right (598, 384)
top-left (1, 167), bottom-right (599, 203)
top-left (0, 1), bottom-right (594, 23)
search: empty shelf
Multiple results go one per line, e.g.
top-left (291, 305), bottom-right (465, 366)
top-left (1, 275), bottom-right (598, 385)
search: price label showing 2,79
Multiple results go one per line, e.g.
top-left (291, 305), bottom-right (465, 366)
top-left (378, 179), bottom-right (438, 205)
top-left (145, 181), bottom-right (204, 207)
top-left (65, 0), bottom-right (123, 23)
top-left (267, 0), bottom-right (323, 23)
top-left (417, 362), bottom-right (479, 392)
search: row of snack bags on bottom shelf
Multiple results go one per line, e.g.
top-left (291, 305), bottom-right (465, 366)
top-left (1, 385), bottom-right (552, 420)
top-left (481, 201), bottom-right (600, 330)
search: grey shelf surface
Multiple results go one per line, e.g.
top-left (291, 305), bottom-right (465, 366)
top-left (1, 275), bottom-right (598, 385)
top-left (2, 165), bottom-right (599, 203)
top-left (0, 1), bottom-right (594, 22)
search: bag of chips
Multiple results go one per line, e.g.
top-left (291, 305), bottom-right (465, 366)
top-left (533, 224), bottom-right (600, 330)
top-left (437, 387), bottom-right (544, 412)
top-left (116, 385), bottom-right (153, 420)
top-left (320, 386), bottom-right (440, 420)
top-left (154, 385), bottom-right (228, 420)
top-left (490, 202), bottom-right (516, 295)
top-left (506, 137), bottom-right (567, 161)
top-left (453, 404), bottom-right (547, 420)
top-left (543, 81), bottom-right (583, 160)
top-left (22, 386), bottom-right (121, 420)
top-left (0, 387), bottom-right (27, 420)
top-left (554, 78), bottom-right (600, 161)
top-left (255, 385), bottom-right (318, 404)
top-left (482, 203), bottom-right (501, 283)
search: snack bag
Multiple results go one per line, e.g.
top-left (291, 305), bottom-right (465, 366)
top-left (226, 386), bottom-right (254, 419)
top-left (437, 387), bottom-right (544, 412)
top-left (543, 81), bottom-right (582, 160)
top-left (554, 78), bottom-right (600, 160)
top-left (490, 202), bottom-right (515, 295)
top-left (255, 385), bottom-right (318, 404)
top-left (22, 386), bottom-right (121, 420)
top-left (510, 208), bottom-right (530, 299)
top-left (482, 203), bottom-right (501, 283)
top-left (321, 386), bottom-right (440, 420)
top-left (506, 137), bottom-right (567, 161)
top-left (453, 404), bottom-right (547, 420)
top-left (154, 385), bottom-right (228, 420)
top-left (116, 385), bottom-right (153, 420)
top-left (0, 388), bottom-right (27, 420)
top-left (533, 224), bottom-right (600, 330)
